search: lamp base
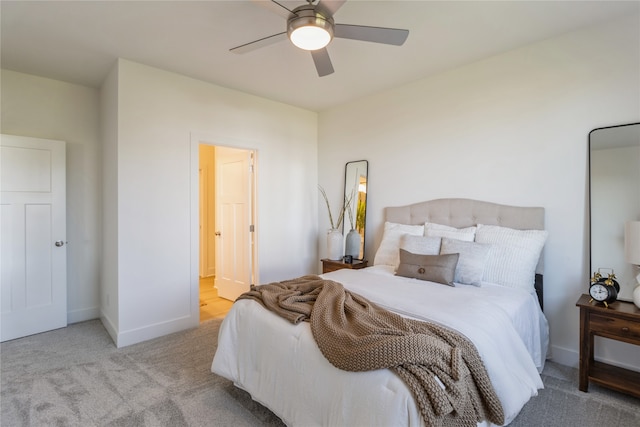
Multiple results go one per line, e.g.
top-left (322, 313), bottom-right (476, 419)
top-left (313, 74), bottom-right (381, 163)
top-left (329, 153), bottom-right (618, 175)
top-left (633, 284), bottom-right (640, 309)
top-left (632, 269), bottom-right (640, 309)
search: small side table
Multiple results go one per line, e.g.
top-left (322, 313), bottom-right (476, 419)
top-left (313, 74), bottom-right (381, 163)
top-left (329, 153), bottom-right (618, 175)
top-left (575, 294), bottom-right (640, 398)
top-left (321, 258), bottom-right (368, 274)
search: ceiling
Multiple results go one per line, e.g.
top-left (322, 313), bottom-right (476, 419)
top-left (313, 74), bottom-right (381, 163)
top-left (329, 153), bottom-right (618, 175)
top-left (1, 1), bottom-right (638, 112)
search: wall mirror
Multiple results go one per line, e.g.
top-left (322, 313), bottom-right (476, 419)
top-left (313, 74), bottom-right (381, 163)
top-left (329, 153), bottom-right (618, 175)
top-left (589, 123), bottom-right (640, 301)
top-left (343, 160), bottom-right (368, 260)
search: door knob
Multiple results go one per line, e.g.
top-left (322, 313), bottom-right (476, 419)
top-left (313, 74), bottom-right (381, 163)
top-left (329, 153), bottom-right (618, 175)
top-left (215, 232), bottom-right (221, 236)
top-left (55, 241), bottom-right (65, 247)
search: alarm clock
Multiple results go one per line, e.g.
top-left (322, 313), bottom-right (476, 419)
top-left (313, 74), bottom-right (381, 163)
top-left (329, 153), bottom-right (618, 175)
top-left (589, 269), bottom-right (620, 308)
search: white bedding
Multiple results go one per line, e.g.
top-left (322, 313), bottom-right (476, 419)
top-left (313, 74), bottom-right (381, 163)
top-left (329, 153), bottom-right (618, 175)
top-left (211, 266), bottom-right (548, 426)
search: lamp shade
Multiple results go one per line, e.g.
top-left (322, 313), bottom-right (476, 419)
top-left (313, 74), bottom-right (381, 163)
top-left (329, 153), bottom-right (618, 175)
top-left (624, 221), bottom-right (640, 265)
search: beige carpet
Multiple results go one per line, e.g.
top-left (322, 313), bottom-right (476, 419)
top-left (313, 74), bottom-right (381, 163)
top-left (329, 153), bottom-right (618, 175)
top-left (1, 318), bottom-right (639, 426)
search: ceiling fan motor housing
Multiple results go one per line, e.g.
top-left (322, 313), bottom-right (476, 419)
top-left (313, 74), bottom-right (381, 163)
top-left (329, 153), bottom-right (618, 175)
top-left (287, 5), bottom-right (335, 50)
top-left (230, 0), bottom-right (409, 76)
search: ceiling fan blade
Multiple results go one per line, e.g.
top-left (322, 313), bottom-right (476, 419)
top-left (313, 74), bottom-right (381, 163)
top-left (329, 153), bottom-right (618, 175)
top-left (230, 32), bottom-right (287, 54)
top-left (334, 24), bottom-right (409, 46)
top-left (310, 48), bottom-right (334, 77)
top-left (250, 0), bottom-right (294, 18)
top-left (317, 0), bottom-right (347, 17)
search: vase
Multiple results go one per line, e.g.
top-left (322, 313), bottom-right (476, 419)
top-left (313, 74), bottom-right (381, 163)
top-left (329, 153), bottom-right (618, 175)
top-left (327, 228), bottom-right (343, 261)
top-left (633, 285), bottom-right (640, 309)
top-left (345, 229), bottom-right (361, 258)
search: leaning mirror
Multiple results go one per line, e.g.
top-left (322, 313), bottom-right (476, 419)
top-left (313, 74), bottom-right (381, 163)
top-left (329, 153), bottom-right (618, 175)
top-left (589, 123), bottom-right (640, 302)
top-left (343, 160), bottom-right (368, 260)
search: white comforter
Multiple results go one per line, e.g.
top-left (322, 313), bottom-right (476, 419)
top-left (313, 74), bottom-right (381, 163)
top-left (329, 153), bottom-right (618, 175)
top-left (211, 266), bottom-right (548, 426)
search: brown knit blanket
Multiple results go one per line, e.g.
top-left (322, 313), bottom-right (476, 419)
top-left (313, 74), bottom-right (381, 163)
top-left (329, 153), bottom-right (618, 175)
top-left (238, 275), bottom-right (504, 427)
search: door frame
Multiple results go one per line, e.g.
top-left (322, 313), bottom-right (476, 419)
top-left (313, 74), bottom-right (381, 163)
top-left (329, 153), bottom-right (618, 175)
top-left (189, 133), bottom-right (258, 321)
top-left (199, 144), bottom-right (216, 278)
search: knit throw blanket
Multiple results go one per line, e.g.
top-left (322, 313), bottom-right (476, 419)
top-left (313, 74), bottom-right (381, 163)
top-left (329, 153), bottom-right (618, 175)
top-left (238, 275), bottom-right (504, 427)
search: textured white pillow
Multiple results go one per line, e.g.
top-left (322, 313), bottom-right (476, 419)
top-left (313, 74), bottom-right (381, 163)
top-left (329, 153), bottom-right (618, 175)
top-left (425, 222), bottom-right (476, 242)
top-left (373, 222), bottom-right (424, 267)
top-left (475, 224), bottom-right (548, 292)
top-left (400, 235), bottom-right (441, 256)
top-left (440, 238), bottom-right (491, 286)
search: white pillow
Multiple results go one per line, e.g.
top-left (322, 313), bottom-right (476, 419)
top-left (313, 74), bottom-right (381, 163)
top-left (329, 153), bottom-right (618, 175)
top-left (424, 222), bottom-right (476, 242)
top-left (373, 222), bottom-right (424, 268)
top-left (400, 235), bottom-right (441, 256)
top-left (440, 238), bottom-right (491, 286)
top-left (475, 224), bottom-right (548, 292)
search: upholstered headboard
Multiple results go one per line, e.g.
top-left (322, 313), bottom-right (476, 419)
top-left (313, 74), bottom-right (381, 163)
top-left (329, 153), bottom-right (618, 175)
top-left (385, 198), bottom-right (546, 309)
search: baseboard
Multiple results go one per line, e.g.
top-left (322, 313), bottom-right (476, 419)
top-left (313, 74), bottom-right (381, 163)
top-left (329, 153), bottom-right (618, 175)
top-left (548, 344), bottom-right (579, 368)
top-left (67, 306), bottom-right (100, 324)
top-left (550, 343), bottom-right (640, 372)
top-left (114, 315), bottom-right (199, 348)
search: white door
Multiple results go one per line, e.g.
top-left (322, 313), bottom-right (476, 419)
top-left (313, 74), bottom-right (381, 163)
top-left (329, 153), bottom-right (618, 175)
top-left (214, 146), bottom-right (252, 300)
top-left (1, 135), bottom-right (67, 341)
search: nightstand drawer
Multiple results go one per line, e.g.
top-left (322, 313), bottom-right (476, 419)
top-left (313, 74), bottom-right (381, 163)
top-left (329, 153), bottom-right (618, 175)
top-left (590, 313), bottom-right (640, 340)
top-left (321, 259), bottom-right (368, 274)
top-left (322, 263), bottom-right (345, 273)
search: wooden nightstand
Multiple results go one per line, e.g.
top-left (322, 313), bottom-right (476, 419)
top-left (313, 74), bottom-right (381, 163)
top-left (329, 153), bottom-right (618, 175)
top-left (576, 294), bottom-right (640, 398)
top-left (321, 258), bottom-right (368, 274)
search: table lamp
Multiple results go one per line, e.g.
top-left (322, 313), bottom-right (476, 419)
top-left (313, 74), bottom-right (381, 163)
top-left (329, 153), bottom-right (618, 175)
top-left (624, 221), bottom-right (640, 308)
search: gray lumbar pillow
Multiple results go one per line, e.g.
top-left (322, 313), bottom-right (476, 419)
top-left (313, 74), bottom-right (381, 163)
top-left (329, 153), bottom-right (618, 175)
top-left (395, 249), bottom-right (459, 286)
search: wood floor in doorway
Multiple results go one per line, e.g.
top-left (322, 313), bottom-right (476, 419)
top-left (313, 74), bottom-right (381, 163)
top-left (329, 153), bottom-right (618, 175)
top-left (200, 276), bottom-right (233, 322)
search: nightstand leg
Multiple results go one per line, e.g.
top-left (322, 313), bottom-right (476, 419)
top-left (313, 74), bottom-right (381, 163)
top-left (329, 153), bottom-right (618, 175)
top-left (578, 308), bottom-right (590, 392)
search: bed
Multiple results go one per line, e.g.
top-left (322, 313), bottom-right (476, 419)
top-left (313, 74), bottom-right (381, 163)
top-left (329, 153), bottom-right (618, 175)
top-left (212, 198), bottom-right (549, 426)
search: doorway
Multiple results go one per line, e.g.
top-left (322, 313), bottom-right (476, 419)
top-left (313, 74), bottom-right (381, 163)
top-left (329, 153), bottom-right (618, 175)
top-left (197, 143), bottom-right (257, 322)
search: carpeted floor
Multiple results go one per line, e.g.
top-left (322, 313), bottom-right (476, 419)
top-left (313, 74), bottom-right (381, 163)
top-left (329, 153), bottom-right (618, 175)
top-left (1, 319), bottom-right (639, 426)
top-left (509, 360), bottom-right (640, 426)
top-left (1, 319), bottom-right (282, 427)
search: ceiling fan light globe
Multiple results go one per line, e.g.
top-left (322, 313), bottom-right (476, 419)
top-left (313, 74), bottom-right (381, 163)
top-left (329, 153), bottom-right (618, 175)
top-left (290, 26), bottom-right (332, 50)
top-left (287, 7), bottom-right (334, 51)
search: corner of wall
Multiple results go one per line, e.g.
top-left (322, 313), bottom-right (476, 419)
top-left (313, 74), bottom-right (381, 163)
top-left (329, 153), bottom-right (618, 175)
top-left (549, 345), bottom-right (579, 368)
top-left (68, 307), bottom-right (101, 324)
top-left (99, 60), bottom-right (120, 332)
top-left (99, 311), bottom-right (118, 346)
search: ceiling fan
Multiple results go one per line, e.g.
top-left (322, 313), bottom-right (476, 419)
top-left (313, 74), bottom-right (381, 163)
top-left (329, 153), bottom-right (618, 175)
top-left (230, 0), bottom-right (410, 77)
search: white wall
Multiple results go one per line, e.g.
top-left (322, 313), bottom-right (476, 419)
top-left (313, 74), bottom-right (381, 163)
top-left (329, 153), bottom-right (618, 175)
top-left (106, 59), bottom-right (318, 346)
top-left (1, 70), bottom-right (102, 324)
top-left (99, 64), bottom-right (120, 335)
top-left (1, 61), bottom-right (319, 347)
top-left (318, 16), bottom-right (640, 369)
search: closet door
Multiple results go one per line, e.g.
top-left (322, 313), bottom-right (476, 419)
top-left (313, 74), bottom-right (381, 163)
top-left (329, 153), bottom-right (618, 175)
top-left (1, 134), bottom-right (67, 341)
